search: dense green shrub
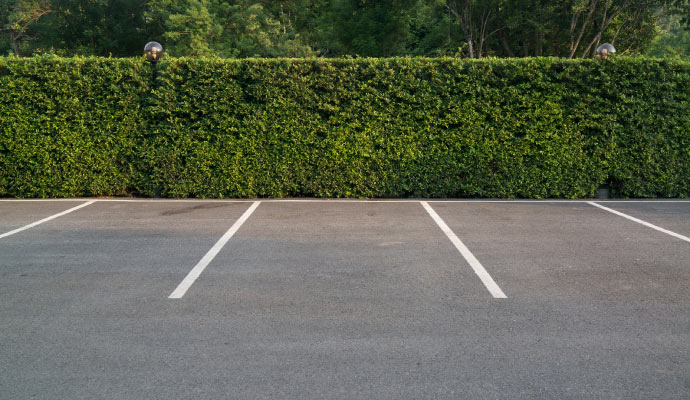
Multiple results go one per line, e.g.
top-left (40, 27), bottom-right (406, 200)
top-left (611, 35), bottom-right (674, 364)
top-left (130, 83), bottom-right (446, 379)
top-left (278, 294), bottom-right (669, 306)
top-left (0, 56), bottom-right (147, 197)
top-left (1, 56), bottom-right (688, 198)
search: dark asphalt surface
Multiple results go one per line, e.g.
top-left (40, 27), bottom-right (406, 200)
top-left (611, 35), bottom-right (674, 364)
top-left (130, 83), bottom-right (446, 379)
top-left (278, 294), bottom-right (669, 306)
top-left (1, 199), bottom-right (689, 399)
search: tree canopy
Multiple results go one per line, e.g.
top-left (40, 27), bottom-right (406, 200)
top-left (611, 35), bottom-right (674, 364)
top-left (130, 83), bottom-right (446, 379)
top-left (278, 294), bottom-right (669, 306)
top-left (1, 0), bottom-right (689, 58)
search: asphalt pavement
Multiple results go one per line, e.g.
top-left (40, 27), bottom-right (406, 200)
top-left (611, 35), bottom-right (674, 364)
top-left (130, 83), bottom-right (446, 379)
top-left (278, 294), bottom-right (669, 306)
top-left (1, 199), bottom-right (689, 399)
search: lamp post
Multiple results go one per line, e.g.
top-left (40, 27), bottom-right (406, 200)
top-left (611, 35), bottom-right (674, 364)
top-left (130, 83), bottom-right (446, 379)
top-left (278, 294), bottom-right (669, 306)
top-left (144, 41), bottom-right (163, 86)
top-left (593, 43), bottom-right (616, 199)
top-left (594, 43), bottom-right (616, 60)
top-left (143, 42), bottom-right (164, 197)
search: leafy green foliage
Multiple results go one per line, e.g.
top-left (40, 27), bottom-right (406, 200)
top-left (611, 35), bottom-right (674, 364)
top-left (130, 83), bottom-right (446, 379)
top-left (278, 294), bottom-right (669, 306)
top-left (318, 0), bottom-right (421, 57)
top-left (646, 14), bottom-right (690, 58)
top-left (25, 0), bottom-right (157, 57)
top-left (0, 55), bottom-right (146, 196)
top-left (1, 56), bottom-right (689, 198)
top-left (669, 0), bottom-right (690, 27)
top-left (4, 0), bottom-right (686, 59)
top-left (145, 0), bottom-right (313, 58)
top-left (0, 0), bottom-right (53, 56)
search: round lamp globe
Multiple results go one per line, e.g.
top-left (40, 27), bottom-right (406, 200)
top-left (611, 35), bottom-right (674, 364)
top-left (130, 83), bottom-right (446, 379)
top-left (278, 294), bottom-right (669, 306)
top-left (144, 41), bottom-right (163, 62)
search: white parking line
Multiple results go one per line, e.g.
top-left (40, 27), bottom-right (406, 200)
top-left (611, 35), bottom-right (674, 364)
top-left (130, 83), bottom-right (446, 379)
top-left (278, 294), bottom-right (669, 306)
top-left (0, 201), bottom-right (96, 239)
top-left (588, 202), bottom-right (690, 243)
top-left (169, 201), bottom-right (261, 299)
top-left (421, 201), bottom-right (507, 299)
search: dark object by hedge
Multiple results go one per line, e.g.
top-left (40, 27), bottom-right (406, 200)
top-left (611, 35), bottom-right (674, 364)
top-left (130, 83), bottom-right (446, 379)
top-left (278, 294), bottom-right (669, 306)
top-left (1, 56), bottom-right (689, 199)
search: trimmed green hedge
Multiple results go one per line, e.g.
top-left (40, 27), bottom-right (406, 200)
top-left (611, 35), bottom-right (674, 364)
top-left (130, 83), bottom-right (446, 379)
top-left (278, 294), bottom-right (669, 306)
top-left (1, 56), bottom-right (689, 198)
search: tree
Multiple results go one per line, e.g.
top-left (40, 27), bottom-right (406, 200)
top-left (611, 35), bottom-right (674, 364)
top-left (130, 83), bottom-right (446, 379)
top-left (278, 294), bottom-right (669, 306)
top-left (147, 0), bottom-right (313, 57)
top-left (668, 0), bottom-right (690, 26)
top-left (318, 0), bottom-right (421, 57)
top-left (645, 12), bottom-right (690, 57)
top-left (19, 0), bottom-right (160, 57)
top-left (440, 0), bottom-right (505, 58)
top-left (1, 0), bottom-right (53, 56)
top-left (435, 0), bottom-right (665, 58)
top-left (566, 0), bottom-right (662, 58)
top-left (0, 0), bottom-right (682, 58)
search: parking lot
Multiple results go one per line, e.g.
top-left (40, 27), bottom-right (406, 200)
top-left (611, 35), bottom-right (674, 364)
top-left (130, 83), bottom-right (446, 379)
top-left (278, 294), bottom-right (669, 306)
top-left (1, 199), bottom-right (689, 399)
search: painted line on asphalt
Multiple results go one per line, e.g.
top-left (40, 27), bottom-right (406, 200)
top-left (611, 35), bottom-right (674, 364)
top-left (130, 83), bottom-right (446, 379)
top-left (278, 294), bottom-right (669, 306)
top-left (421, 201), bottom-right (507, 299)
top-left (0, 199), bottom-right (250, 203)
top-left (0, 201), bottom-right (96, 239)
top-left (588, 202), bottom-right (690, 244)
top-left (593, 200), bottom-right (690, 203)
top-left (169, 201), bottom-right (261, 299)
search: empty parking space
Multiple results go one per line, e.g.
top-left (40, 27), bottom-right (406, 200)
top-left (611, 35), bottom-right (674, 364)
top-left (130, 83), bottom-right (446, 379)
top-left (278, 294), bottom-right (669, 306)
top-left (0, 200), bottom-right (256, 399)
top-left (184, 200), bottom-right (496, 308)
top-left (0, 200), bottom-right (92, 235)
top-left (594, 201), bottom-right (690, 239)
top-left (1, 199), bottom-right (689, 399)
top-left (430, 202), bottom-right (690, 300)
top-left (410, 201), bottom-right (690, 399)
top-left (143, 201), bottom-right (522, 398)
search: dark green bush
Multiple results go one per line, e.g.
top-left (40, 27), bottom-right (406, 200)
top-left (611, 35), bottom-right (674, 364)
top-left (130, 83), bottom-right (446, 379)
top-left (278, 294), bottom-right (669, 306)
top-left (1, 56), bottom-right (688, 198)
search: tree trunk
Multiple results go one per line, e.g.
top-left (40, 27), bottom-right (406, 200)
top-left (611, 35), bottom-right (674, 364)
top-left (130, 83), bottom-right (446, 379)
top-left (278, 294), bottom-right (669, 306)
top-left (478, 10), bottom-right (492, 58)
top-left (5, 5), bottom-right (53, 57)
top-left (581, 1), bottom-right (630, 58)
top-left (466, 34), bottom-right (475, 58)
top-left (445, 1), bottom-right (475, 58)
top-left (11, 32), bottom-right (22, 56)
top-left (463, 0), bottom-right (475, 58)
top-left (569, 0), bottom-right (599, 59)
